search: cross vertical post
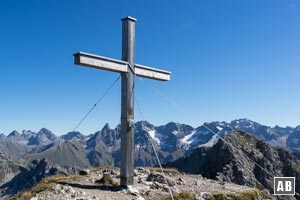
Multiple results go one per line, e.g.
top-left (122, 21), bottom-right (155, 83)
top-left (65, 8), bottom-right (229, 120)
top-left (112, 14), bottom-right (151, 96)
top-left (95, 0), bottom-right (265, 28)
top-left (120, 16), bottom-right (136, 186)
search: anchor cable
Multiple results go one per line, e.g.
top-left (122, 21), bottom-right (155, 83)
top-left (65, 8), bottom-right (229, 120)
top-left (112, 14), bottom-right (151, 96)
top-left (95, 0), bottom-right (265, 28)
top-left (72, 75), bottom-right (121, 132)
top-left (137, 76), bottom-right (275, 181)
top-left (137, 77), bottom-right (185, 113)
top-left (135, 96), bottom-right (175, 200)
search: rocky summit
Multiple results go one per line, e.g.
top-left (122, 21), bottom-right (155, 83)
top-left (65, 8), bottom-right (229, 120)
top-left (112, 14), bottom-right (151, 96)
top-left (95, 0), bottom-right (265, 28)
top-left (13, 167), bottom-right (274, 200)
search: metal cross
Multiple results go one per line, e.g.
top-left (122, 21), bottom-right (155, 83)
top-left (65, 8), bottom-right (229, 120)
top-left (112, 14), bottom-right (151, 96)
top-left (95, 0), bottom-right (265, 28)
top-left (73, 16), bottom-right (171, 186)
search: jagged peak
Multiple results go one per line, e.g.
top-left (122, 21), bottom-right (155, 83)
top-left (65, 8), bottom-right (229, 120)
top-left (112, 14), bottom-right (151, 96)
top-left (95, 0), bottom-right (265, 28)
top-left (158, 121), bottom-right (194, 130)
top-left (232, 118), bottom-right (259, 124)
top-left (64, 131), bottom-right (83, 136)
top-left (38, 128), bottom-right (54, 134)
top-left (36, 128), bottom-right (58, 140)
top-left (165, 121), bottom-right (180, 126)
top-left (135, 120), bottom-right (155, 130)
top-left (61, 131), bottom-right (84, 140)
top-left (8, 130), bottom-right (20, 137)
top-left (21, 130), bottom-right (36, 136)
top-left (135, 120), bottom-right (153, 126)
top-left (101, 123), bottom-right (111, 131)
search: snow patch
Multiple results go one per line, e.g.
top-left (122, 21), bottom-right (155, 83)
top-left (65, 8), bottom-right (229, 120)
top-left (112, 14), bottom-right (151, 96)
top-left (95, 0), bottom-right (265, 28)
top-left (171, 131), bottom-right (178, 135)
top-left (216, 126), bottom-right (223, 131)
top-left (199, 134), bottom-right (219, 147)
top-left (148, 130), bottom-right (160, 144)
top-left (86, 135), bottom-right (92, 141)
top-left (180, 131), bottom-right (196, 145)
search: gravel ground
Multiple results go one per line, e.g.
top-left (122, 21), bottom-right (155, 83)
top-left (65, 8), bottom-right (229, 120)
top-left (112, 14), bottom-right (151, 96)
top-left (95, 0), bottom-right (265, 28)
top-left (29, 167), bottom-right (256, 200)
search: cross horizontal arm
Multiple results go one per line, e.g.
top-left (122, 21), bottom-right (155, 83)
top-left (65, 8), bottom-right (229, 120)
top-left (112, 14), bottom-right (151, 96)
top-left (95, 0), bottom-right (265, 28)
top-left (73, 52), bottom-right (171, 81)
top-left (135, 64), bottom-right (170, 81)
top-left (74, 52), bottom-right (128, 73)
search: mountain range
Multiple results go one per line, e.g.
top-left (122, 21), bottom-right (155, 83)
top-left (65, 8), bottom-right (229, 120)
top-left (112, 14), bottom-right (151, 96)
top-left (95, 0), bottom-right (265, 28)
top-left (1, 118), bottom-right (300, 168)
top-left (1, 118), bottom-right (300, 199)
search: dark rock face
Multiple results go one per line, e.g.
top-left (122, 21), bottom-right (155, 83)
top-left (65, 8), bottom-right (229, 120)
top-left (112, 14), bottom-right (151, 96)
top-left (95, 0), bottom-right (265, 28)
top-left (87, 144), bottom-right (114, 167)
top-left (85, 123), bottom-right (118, 167)
top-left (0, 139), bottom-right (32, 157)
top-left (0, 133), bottom-right (6, 140)
top-left (165, 131), bottom-right (300, 200)
top-left (273, 125), bottom-right (294, 136)
top-left (0, 158), bottom-right (73, 198)
top-left (287, 126), bottom-right (300, 148)
top-left (0, 153), bottom-right (27, 185)
top-left (86, 123), bottom-right (119, 148)
top-left (28, 140), bottom-right (90, 168)
top-left (7, 130), bottom-right (21, 141)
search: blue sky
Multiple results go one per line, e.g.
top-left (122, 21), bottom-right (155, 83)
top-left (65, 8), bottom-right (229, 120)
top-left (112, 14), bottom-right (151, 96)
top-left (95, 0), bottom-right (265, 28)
top-left (0, 0), bottom-right (299, 135)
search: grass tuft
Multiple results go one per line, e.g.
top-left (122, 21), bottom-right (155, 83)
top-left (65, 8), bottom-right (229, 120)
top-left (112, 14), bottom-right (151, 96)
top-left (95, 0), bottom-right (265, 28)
top-left (147, 167), bottom-right (181, 175)
top-left (89, 166), bottom-right (116, 173)
top-left (163, 191), bottom-right (197, 200)
top-left (211, 189), bottom-right (275, 200)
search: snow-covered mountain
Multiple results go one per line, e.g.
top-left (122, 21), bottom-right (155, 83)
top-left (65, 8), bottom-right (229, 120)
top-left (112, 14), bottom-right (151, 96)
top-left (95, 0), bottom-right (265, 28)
top-left (137, 118), bottom-right (296, 152)
top-left (231, 119), bottom-right (283, 146)
top-left (0, 118), bottom-right (299, 167)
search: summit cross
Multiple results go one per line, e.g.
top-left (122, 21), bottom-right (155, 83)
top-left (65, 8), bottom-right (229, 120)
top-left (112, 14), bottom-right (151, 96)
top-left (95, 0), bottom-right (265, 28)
top-left (73, 16), bottom-right (171, 186)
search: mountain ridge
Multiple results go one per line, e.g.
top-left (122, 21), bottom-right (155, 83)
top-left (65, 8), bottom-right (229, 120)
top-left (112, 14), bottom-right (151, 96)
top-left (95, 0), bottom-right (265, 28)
top-left (1, 118), bottom-right (300, 163)
top-left (1, 118), bottom-right (297, 137)
top-left (165, 130), bottom-right (300, 200)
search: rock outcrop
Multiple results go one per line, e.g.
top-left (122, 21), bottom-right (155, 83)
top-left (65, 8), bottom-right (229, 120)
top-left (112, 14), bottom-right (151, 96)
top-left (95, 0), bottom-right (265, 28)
top-left (0, 158), bottom-right (76, 199)
top-left (165, 131), bottom-right (300, 200)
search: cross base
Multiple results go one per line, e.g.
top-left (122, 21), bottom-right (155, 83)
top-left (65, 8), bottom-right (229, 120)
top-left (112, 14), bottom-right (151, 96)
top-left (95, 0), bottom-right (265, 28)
top-left (120, 176), bottom-right (134, 186)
